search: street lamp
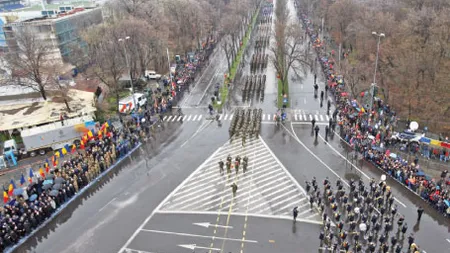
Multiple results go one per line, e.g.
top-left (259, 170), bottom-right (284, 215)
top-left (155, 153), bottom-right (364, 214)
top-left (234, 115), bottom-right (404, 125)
top-left (369, 31), bottom-right (385, 113)
top-left (118, 36), bottom-right (137, 112)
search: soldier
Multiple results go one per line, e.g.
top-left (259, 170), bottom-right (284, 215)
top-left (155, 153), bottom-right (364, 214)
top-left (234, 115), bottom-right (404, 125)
top-left (293, 206), bottom-right (298, 222)
top-left (235, 160), bottom-right (240, 175)
top-left (226, 160), bottom-right (232, 175)
top-left (231, 183), bottom-right (238, 196)
top-left (314, 125), bottom-right (320, 140)
top-left (218, 160), bottom-right (224, 175)
top-left (242, 160), bottom-right (248, 173)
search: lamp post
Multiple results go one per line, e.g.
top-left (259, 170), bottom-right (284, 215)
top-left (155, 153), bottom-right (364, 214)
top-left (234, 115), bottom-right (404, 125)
top-left (369, 31), bottom-right (385, 113)
top-left (118, 36), bottom-right (137, 111)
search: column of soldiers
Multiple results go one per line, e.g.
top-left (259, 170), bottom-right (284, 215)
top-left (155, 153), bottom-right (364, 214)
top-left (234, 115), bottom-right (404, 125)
top-left (304, 177), bottom-right (422, 253)
top-left (218, 155), bottom-right (249, 196)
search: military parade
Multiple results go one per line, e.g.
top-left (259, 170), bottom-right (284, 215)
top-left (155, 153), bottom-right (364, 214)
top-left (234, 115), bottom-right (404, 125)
top-left (303, 176), bottom-right (425, 253)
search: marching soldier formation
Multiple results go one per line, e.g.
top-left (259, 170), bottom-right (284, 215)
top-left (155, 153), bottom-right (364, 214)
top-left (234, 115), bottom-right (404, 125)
top-left (304, 176), bottom-right (425, 253)
top-left (219, 155), bottom-right (250, 196)
top-left (229, 108), bottom-right (262, 140)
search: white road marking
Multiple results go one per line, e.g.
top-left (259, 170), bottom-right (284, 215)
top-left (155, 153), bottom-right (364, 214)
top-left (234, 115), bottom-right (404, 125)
top-left (295, 114), bottom-right (298, 121)
top-left (303, 114), bottom-right (307, 121)
top-left (155, 210), bottom-right (324, 225)
top-left (229, 114), bottom-right (233, 119)
top-left (140, 229), bottom-right (258, 243)
top-left (262, 114), bottom-right (266, 120)
top-left (117, 145), bottom-right (224, 253)
top-left (193, 222), bottom-right (233, 229)
top-left (446, 239), bottom-right (450, 244)
top-left (219, 114), bottom-right (223, 120)
top-left (186, 115), bottom-right (192, 121)
top-left (303, 98), bottom-right (307, 104)
top-left (309, 115), bottom-right (313, 121)
top-left (171, 116), bottom-right (177, 122)
top-left (197, 115), bottom-right (202, 121)
top-left (224, 114), bottom-right (229, 120)
top-left (163, 116), bottom-right (167, 121)
top-left (166, 116), bottom-right (172, 121)
top-left (314, 115), bottom-right (319, 121)
top-left (123, 248), bottom-right (157, 253)
top-left (298, 114), bottom-right (302, 121)
top-left (192, 115), bottom-right (198, 121)
top-left (326, 115), bottom-right (330, 121)
top-left (319, 115), bottom-right (324, 121)
top-left (98, 197), bottom-right (116, 212)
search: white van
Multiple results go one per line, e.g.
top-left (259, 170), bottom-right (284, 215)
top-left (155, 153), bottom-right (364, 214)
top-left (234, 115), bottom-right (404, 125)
top-left (118, 93), bottom-right (147, 113)
top-left (145, 70), bottom-right (162, 80)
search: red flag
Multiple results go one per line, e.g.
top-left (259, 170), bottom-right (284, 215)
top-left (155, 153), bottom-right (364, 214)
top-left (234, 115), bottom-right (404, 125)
top-left (39, 168), bottom-right (45, 177)
top-left (71, 144), bottom-right (77, 153)
top-left (45, 166), bottom-right (49, 174)
top-left (80, 140), bottom-right (85, 150)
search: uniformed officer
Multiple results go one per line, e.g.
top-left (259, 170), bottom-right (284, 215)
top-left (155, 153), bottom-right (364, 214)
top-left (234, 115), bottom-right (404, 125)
top-left (231, 183), bottom-right (238, 196)
top-left (218, 160), bottom-right (224, 175)
top-left (293, 206), bottom-right (298, 222)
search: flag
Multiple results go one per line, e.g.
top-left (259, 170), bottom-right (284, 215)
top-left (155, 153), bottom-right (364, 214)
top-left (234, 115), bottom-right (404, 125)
top-left (9, 179), bottom-right (16, 190)
top-left (71, 144), bottom-right (76, 153)
top-left (104, 121), bottom-right (109, 128)
top-left (82, 135), bottom-right (88, 143)
top-left (20, 174), bottom-right (26, 186)
top-left (98, 130), bottom-right (103, 139)
top-left (87, 130), bottom-right (94, 139)
top-left (45, 165), bottom-right (49, 174)
top-left (3, 191), bottom-right (8, 203)
top-left (55, 150), bottom-right (60, 158)
top-left (8, 183), bottom-right (13, 196)
top-left (28, 168), bottom-right (34, 183)
top-left (39, 168), bottom-right (45, 178)
top-left (44, 159), bottom-right (49, 169)
top-left (80, 140), bottom-right (85, 150)
top-left (52, 155), bottom-right (58, 167)
top-left (60, 148), bottom-right (66, 157)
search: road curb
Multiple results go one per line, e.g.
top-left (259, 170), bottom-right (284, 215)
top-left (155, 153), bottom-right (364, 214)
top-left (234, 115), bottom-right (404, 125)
top-left (5, 143), bottom-right (142, 253)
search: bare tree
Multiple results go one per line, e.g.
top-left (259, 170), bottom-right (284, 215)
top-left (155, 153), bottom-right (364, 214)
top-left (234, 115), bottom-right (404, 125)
top-left (3, 27), bottom-right (59, 100)
top-left (83, 24), bottom-right (126, 113)
top-left (271, 22), bottom-right (311, 94)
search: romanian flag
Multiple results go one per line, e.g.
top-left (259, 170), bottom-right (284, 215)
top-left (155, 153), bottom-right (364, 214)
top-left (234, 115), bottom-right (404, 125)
top-left (61, 147), bottom-right (67, 156)
top-left (45, 166), bottom-right (49, 174)
top-left (71, 144), bottom-right (77, 153)
top-left (8, 183), bottom-right (14, 196)
top-left (82, 135), bottom-right (88, 143)
top-left (3, 191), bottom-right (8, 203)
top-left (9, 179), bottom-right (16, 190)
top-left (39, 168), bottom-right (45, 178)
top-left (55, 150), bottom-right (60, 158)
top-left (87, 130), bottom-right (94, 140)
top-left (80, 140), bottom-right (85, 150)
top-left (28, 168), bottom-right (34, 183)
top-left (44, 159), bottom-right (49, 169)
top-left (104, 121), bottom-right (109, 128)
top-left (52, 155), bottom-right (58, 167)
top-left (98, 130), bottom-right (103, 139)
top-left (20, 174), bottom-right (26, 186)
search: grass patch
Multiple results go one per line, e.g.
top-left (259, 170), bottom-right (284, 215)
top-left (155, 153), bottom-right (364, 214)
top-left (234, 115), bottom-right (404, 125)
top-left (216, 7), bottom-right (260, 110)
top-left (277, 79), bottom-right (290, 108)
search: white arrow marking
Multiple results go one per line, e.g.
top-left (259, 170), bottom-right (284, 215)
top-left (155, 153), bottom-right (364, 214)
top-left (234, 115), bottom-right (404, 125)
top-left (193, 222), bottom-right (233, 229)
top-left (178, 244), bottom-right (221, 251)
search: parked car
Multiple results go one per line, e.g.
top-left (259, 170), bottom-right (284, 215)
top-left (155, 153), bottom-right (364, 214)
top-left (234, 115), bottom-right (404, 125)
top-left (145, 70), bottom-right (162, 80)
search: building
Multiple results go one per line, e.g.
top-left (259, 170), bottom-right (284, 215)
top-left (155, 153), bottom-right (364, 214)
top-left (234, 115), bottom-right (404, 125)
top-left (0, 0), bottom-right (24, 12)
top-left (3, 5), bottom-right (102, 63)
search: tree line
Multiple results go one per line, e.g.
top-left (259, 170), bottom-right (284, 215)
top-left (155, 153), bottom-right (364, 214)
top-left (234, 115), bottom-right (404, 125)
top-left (298, 0), bottom-right (450, 131)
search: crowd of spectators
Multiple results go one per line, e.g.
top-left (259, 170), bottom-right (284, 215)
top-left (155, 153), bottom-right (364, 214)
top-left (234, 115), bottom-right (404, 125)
top-left (0, 119), bottom-right (142, 251)
top-left (299, 11), bottom-right (450, 217)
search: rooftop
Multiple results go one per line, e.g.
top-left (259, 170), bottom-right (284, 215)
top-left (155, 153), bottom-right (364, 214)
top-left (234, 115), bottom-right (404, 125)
top-left (0, 89), bottom-right (97, 131)
top-left (20, 1), bottom-right (95, 12)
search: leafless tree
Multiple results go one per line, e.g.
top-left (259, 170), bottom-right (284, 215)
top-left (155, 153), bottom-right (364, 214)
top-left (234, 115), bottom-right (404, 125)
top-left (83, 24), bottom-right (126, 113)
top-left (2, 27), bottom-right (60, 101)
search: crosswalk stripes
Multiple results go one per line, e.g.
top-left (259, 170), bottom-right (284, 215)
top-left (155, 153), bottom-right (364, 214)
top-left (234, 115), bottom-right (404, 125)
top-left (159, 136), bottom-right (321, 221)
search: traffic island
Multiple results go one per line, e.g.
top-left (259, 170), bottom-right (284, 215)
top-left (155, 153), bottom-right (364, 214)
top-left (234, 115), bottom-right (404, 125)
top-left (215, 6), bottom-right (260, 111)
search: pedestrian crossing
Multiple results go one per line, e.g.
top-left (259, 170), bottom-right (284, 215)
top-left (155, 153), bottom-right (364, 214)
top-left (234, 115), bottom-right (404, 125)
top-left (162, 113), bottom-right (331, 122)
top-left (159, 136), bottom-right (321, 221)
